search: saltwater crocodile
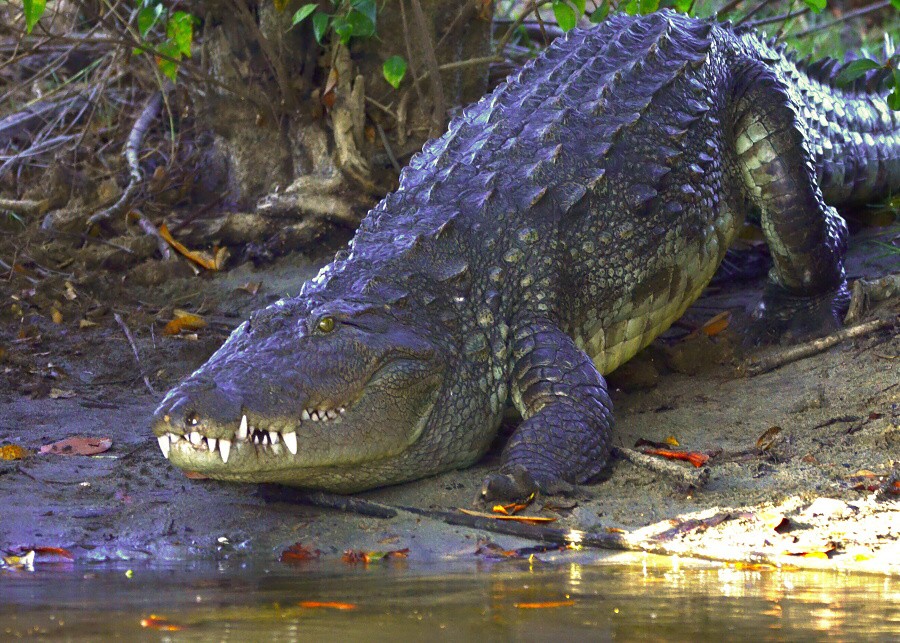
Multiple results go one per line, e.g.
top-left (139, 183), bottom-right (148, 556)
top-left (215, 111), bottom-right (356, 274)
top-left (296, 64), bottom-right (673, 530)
top-left (152, 10), bottom-right (900, 499)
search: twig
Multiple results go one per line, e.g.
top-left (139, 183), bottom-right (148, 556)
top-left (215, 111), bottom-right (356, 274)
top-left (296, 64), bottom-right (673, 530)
top-left (88, 91), bottom-right (163, 225)
top-left (375, 122), bottom-right (402, 174)
top-left (735, 0), bottom-right (775, 28)
top-left (495, 0), bottom-right (554, 55)
top-left (790, 0), bottom-right (890, 39)
top-left (0, 198), bottom-right (49, 217)
top-left (744, 317), bottom-right (896, 376)
top-left (113, 312), bottom-right (157, 396)
top-left (136, 212), bottom-right (171, 261)
top-left (613, 446), bottom-right (711, 487)
top-left (0, 257), bottom-right (39, 284)
top-left (415, 56), bottom-right (505, 84)
top-left (747, 6), bottom-right (809, 28)
top-left (714, 0), bottom-right (745, 19)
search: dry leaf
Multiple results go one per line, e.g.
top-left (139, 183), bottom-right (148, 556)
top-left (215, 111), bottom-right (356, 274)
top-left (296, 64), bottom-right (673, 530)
top-left (163, 310), bottom-right (207, 336)
top-left (51, 308), bottom-right (63, 324)
top-left (279, 543), bottom-right (322, 563)
top-left (238, 281), bottom-right (262, 295)
top-left (756, 426), bottom-right (783, 451)
top-left (158, 224), bottom-right (228, 271)
top-left (183, 471), bottom-right (209, 480)
top-left (299, 601), bottom-right (357, 610)
top-left (140, 615), bottom-right (183, 631)
top-left (79, 319), bottom-right (98, 329)
top-left (514, 601), bottom-right (575, 609)
top-left (40, 436), bottom-right (112, 456)
top-left (701, 311), bottom-right (730, 337)
top-left (342, 548), bottom-right (409, 564)
top-left (49, 388), bottom-right (75, 399)
top-left (664, 435), bottom-right (680, 447)
top-left (457, 508), bottom-right (557, 523)
top-left (0, 444), bottom-right (30, 460)
top-left (63, 282), bottom-right (77, 301)
top-left (639, 447), bottom-right (709, 468)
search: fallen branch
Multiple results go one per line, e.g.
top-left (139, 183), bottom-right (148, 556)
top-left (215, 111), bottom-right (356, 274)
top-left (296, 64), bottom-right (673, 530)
top-left (113, 312), bottom-right (157, 396)
top-left (744, 317), bottom-right (896, 376)
top-left (88, 91), bottom-right (163, 225)
top-left (845, 273), bottom-right (900, 325)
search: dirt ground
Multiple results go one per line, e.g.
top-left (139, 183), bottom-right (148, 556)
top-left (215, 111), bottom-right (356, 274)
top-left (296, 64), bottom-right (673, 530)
top-left (1, 219), bottom-right (897, 573)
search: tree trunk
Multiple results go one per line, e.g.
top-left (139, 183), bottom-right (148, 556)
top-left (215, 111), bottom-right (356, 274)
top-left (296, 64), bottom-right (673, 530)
top-left (184, 0), bottom-right (493, 258)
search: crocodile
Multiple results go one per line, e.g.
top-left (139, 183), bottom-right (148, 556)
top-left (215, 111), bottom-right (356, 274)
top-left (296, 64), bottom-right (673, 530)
top-left (151, 10), bottom-right (900, 499)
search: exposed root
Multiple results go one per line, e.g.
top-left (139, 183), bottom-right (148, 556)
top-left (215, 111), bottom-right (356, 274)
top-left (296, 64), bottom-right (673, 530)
top-left (88, 91), bottom-right (164, 226)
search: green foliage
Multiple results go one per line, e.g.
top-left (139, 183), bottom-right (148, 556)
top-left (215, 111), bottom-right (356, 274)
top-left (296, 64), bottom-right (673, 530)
top-left (382, 55), bottom-right (407, 89)
top-left (290, 0), bottom-right (377, 46)
top-left (835, 58), bottom-right (882, 85)
top-left (590, 0), bottom-right (610, 22)
top-left (800, 0), bottom-right (827, 14)
top-left (22, 0), bottom-right (46, 34)
top-left (552, 1), bottom-right (578, 31)
top-left (132, 1), bottom-right (196, 82)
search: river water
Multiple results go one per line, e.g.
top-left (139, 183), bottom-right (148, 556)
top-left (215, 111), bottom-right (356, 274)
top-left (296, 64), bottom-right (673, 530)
top-left (2, 556), bottom-right (898, 640)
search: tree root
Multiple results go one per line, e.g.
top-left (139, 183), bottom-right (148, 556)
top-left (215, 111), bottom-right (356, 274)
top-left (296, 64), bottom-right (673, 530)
top-left (88, 91), bottom-right (163, 226)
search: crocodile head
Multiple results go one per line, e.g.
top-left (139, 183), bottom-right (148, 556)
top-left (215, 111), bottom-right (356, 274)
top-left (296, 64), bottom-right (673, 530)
top-left (150, 291), bottom-right (449, 492)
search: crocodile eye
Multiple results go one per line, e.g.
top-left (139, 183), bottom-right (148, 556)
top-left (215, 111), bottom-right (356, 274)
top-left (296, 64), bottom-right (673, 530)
top-left (317, 316), bottom-right (335, 333)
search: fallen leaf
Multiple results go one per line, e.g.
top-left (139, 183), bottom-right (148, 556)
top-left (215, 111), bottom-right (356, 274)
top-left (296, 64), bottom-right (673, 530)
top-left (279, 542), bottom-right (322, 563)
top-left (0, 444), bottom-right (30, 460)
top-left (140, 615), bottom-right (183, 631)
top-left (701, 311), bottom-right (730, 337)
top-left (29, 546), bottom-right (75, 562)
top-left (457, 508), bottom-right (557, 523)
top-left (163, 310), bottom-right (207, 336)
top-left (183, 471), bottom-right (209, 480)
top-left (492, 496), bottom-right (532, 516)
top-left (49, 388), bottom-right (75, 399)
top-left (51, 308), bottom-right (63, 324)
top-left (238, 281), bottom-right (262, 295)
top-left (79, 319), bottom-right (98, 329)
top-left (664, 435), bottom-right (680, 447)
top-left (342, 548), bottom-right (409, 564)
top-left (299, 601), bottom-right (357, 610)
top-left (639, 447), bottom-right (709, 468)
top-left (63, 282), bottom-right (77, 301)
top-left (760, 512), bottom-right (790, 532)
top-left (756, 426), bottom-right (783, 451)
top-left (605, 527), bottom-right (626, 534)
top-left (158, 224), bottom-right (228, 271)
top-left (514, 601), bottom-right (575, 609)
top-left (474, 540), bottom-right (522, 558)
top-left (40, 436), bottom-right (112, 456)
top-left (2, 550), bottom-right (35, 569)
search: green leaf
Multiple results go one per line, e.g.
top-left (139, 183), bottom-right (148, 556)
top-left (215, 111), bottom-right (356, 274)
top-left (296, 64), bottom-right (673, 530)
top-left (332, 16), bottom-right (353, 44)
top-left (835, 58), bottom-right (882, 86)
top-left (350, 0), bottom-right (377, 26)
top-left (312, 11), bottom-right (330, 44)
top-left (889, 88), bottom-right (900, 111)
top-left (346, 8), bottom-right (376, 39)
top-left (801, 0), bottom-right (826, 14)
top-left (892, 0), bottom-right (900, 10)
top-left (383, 55), bottom-right (407, 89)
top-left (673, 0), bottom-right (692, 12)
top-left (552, 0), bottom-right (577, 31)
top-left (590, 0), bottom-right (609, 22)
top-left (639, 0), bottom-right (659, 13)
top-left (23, 0), bottom-right (47, 34)
top-left (155, 40), bottom-right (182, 82)
top-left (166, 11), bottom-right (194, 58)
top-left (623, 0), bottom-right (640, 15)
top-left (572, 0), bottom-right (587, 14)
top-left (138, 3), bottom-right (164, 37)
top-left (291, 4), bottom-right (318, 27)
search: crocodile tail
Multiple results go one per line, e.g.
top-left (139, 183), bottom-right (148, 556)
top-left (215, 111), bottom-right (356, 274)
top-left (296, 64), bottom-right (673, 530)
top-left (787, 52), bottom-right (900, 205)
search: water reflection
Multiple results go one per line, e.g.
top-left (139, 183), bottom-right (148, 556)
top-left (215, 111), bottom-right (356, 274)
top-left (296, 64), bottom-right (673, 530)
top-left (1, 556), bottom-right (898, 640)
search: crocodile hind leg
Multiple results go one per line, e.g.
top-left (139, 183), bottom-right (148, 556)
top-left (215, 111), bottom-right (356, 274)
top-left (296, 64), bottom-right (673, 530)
top-left (731, 62), bottom-right (849, 343)
top-left (480, 316), bottom-right (613, 501)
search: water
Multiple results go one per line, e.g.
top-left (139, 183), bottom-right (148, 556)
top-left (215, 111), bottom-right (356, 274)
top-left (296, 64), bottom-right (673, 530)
top-left (2, 557), bottom-right (898, 641)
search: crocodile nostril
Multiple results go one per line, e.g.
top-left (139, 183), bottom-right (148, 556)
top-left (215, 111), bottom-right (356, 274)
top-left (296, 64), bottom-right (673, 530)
top-left (185, 411), bottom-right (200, 427)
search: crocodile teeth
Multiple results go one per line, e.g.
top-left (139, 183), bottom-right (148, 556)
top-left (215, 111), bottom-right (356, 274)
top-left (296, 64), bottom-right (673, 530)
top-left (269, 431), bottom-right (279, 444)
top-left (157, 435), bottom-right (170, 459)
top-left (339, 407), bottom-right (346, 415)
top-left (219, 438), bottom-right (231, 463)
top-left (301, 409), bottom-right (310, 421)
top-left (326, 410), bottom-right (337, 420)
top-left (238, 414), bottom-right (248, 440)
top-left (189, 431), bottom-right (202, 446)
top-left (207, 437), bottom-right (217, 452)
top-left (311, 411), bottom-right (320, 422)
top-left (283, 431), bottom-right (297, 455)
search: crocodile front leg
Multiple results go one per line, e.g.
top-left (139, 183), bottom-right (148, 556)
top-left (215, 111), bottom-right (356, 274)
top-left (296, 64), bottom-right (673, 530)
top-left (481, 316), bottom-right (614, 501)
top-left (731, 61), bottom-right (850, 343)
